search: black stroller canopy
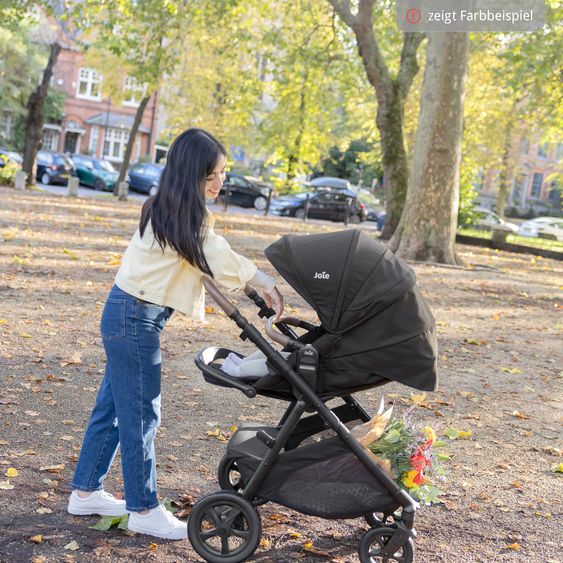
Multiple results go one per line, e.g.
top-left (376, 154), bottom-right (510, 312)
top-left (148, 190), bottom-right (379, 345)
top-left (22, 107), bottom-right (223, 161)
top-left (265, 230), bottom-right (438, 391)
top-left (265, 230), bottom-right (416, 334)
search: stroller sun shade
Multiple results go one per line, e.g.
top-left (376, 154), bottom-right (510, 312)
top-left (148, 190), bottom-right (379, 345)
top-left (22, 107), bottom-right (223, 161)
top-left (265, 230), bottom-right (438, 391)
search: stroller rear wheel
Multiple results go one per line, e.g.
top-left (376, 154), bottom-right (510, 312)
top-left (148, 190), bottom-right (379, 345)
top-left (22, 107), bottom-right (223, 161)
top-left (218, 455), bottom-right (267, 506)
top-left (358, 526), bottom-right (414, 563)
top-left (188, 491), bottom-right (262, 563)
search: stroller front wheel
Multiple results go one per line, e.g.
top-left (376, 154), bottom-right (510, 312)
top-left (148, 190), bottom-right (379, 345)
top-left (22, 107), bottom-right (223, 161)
top-left (188, 491), bottom-right (262, 563)
top-left (358, 526), bottom-right (414, 563)
top-left (218, 455), bottom-right (267, 506)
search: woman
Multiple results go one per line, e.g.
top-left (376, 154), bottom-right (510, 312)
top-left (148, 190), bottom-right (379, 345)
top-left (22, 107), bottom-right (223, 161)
top-left (67, 128), bottom-right (283, 540)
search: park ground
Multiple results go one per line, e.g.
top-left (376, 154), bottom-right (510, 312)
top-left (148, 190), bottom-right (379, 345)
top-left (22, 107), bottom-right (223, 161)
top-left (0, 186), bottom-right (561, 563)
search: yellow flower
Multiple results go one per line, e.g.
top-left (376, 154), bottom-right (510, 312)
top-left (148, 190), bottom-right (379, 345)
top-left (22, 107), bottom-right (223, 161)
top-left (402, 469), bottom-right (423, 489)
top-left (421, 426), bottom-right (436, 445)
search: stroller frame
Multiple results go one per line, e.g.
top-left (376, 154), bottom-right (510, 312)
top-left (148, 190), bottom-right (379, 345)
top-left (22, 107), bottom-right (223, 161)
top-left (187, 277), bottom-right (418, 562)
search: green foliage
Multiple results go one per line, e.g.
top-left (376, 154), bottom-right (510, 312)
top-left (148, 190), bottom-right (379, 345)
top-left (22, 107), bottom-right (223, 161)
top-left (0, 156), bottom-right (19, 186)
top-left (317, 139), bottom-right (382, 187)
top-left (0, 20), bottom-right (48, 145)
top-left (44, 87), bottom-right (65, 123)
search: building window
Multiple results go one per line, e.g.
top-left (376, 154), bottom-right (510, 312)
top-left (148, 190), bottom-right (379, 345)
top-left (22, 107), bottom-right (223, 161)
top-left (77, 68), bottom-right (102, 100)
top-left (520, 137), bottom-right (529, 155)
top-left (511, 174), bottom-right (527, 206)
top-left (89, 126), bottom-right (99, 155)
top-left (102, 128), bottom-right (129, 161)
top-left (123, 77), bottom-right (146, 107)
top-left (530, 172), bottom-right (543, 198)
top-left (536, 142), bottom-right (548, 159)
top-left (42, 128), bottom-right (59, 151)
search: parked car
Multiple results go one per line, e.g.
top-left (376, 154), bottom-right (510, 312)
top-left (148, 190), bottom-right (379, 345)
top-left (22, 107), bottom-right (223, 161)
top-left (36, 151), bottom-right (76, 185)
top-left (358, 190), bottom-right (383, 222)
top-left (127, 163), bottom-right (164, 195)
top-left (472, 208), bottom-right (519, 232)
top-left (310, 176), bottom-right (352, 190)
top-left (0, 148), bottom-right (22, 168)
top-left (219, 172), bottom-right (272, 210)
top-left (71, 154), bottom-right (118, 192)
top-left (517, 216), bottom-right (563, 241)
top-left (269, 189), bottom-right (366, 223)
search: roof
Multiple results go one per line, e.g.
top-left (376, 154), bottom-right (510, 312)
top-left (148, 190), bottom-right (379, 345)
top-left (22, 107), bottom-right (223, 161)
top-left (85, 113), bottom-right (150, 134)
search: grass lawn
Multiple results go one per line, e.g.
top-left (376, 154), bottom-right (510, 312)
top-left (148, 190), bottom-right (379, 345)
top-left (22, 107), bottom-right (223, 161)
top-left (458, 227), bottom-right (563, 253)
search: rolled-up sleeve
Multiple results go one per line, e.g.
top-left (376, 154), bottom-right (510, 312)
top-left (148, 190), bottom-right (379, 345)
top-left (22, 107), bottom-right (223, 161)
top-left (203, 227), bottom-right (258, 291)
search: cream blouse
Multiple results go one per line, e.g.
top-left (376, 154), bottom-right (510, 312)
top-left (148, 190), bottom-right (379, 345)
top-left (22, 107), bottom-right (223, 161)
top-left (115, 211), bottom-right (258, 319)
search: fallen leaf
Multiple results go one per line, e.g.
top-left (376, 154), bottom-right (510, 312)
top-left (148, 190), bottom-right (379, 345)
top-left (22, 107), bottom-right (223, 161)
top-left (260, 538), bottom-right (271, 549)
top-left (512, 410), bottom-right (530, 420)
top-left (167, 455), bottom-right (178, 462)
top-left (39, 464), bottom-right (65, 473)
top-left (501, 367), bottom-right (523, 374)
top-left (36, 507), bottom-right (52, 514)
top-left (303, 540), bottom-right (314, 550)
top-left (552, 463), bottom-right (563, 473)
top-left (204, 306), bottom-right (216, 314)
top-left (505, 542), bottom-right (520, 550)
top-left (0, 480), bottom-right (14, 490)
top-left (148, 543), bottom-right (158, 551)
top-left (64, 540), bottom-right (80, 550)
top-left (5, 468), bottom-right (18, 477)
top-left (410, 392), bottom-right (428, 406)
top-left (443, 428), bottom-right (473, 440)
top-left (29, 535), bottom-right (43, 544)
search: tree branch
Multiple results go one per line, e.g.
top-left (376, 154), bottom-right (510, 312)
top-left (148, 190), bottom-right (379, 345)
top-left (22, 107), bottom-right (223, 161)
top-left (397, 32), bottom-right (426, 98)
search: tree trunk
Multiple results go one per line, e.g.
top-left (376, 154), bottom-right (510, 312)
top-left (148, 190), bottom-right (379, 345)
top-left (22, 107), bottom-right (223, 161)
top-left (115, 94), bottom-right (151, 191)
top-left (495, 101), bottom-right (517, 218)
top-left (286, 71), bottom-right (309, 182)
top-left (22, 42), bottom-right (61, 187)
top-left (378, 83), bottom-right (410, 238)
top-left (326, 1), bottom-right (424, 238)
top-left (389, 33), bottom-right (469, 264)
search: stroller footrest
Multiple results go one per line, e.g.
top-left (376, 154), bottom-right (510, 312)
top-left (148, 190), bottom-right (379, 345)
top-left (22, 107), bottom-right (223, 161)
top-left (227, 424), bottom-right (279, 459)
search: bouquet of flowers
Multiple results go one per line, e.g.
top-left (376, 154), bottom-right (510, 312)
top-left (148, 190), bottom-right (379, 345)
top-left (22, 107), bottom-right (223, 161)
top-left (351, 400), bottom-right (445, 504)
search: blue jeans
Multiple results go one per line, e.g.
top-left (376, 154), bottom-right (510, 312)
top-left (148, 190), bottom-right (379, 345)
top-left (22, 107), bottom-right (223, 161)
top-left (71, 285), bottom-right (173, 511)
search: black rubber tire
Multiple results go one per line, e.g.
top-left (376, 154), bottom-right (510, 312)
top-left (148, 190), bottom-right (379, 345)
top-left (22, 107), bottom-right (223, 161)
top-left (218, 456), bottom-right (245, 494)
top-left (358, 526), bottom-right (414, 563)
top-left (294, 208), bottom-right (306, 219)
top-left (349, 214), bottom-right (361, 224)
top-left (41, 172), bottom-right (51, 185)
top-left (94, 178), bottom-right (105, 191)
top-left (188, 491), bottom-right (262, 563)
top-left (217, 456), bottom-right (267, 506)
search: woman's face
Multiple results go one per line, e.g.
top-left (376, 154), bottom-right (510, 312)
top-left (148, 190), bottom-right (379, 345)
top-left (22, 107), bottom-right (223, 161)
top-left (204, 154), bottom-right (227, 199)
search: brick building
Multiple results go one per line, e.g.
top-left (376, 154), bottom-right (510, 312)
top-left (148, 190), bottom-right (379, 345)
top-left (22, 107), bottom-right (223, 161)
top-left (42, 46), bottom-right (162, 169)
top-left (476, 135), bottom-right (562, 214)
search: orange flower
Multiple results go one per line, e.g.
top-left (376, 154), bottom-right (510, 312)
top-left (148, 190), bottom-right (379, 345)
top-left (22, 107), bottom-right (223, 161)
top-left (402, 469), bottom-right (426, 489)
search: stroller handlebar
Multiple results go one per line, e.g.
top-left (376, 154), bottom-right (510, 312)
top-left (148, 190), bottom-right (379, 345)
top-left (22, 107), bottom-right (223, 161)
top-left (265, 315), bottom-right (307, 350)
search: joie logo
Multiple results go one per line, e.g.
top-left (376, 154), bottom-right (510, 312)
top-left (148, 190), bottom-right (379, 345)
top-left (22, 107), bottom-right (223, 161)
top-left (314, 271), bottom-right (330, 280)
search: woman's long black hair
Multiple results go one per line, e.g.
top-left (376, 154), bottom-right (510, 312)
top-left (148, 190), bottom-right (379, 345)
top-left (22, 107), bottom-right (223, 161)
top-left (140, 128), bottom-right (226, 276)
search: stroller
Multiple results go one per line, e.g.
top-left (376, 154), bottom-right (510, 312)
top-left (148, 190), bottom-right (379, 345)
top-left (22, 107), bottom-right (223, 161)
top-left (188, 229), bottom-right (438, 563)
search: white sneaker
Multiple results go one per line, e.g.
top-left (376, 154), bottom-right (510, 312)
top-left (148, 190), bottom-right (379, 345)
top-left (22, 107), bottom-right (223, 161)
top-left (68, 490), bottom-right (128, 516)
top-left (128, 504), bottom-right (187, 540)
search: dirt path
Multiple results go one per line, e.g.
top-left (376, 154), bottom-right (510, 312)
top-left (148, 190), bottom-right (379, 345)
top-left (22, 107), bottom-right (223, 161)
top-left (0, 187), bottom-right (561, 562)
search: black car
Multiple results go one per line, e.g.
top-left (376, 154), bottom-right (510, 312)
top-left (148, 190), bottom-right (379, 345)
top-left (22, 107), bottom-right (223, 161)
top-left (219, 172), bottom-right (272, 210)
top-left (127, 163), bottom-right (164, 195)
top-left (269, 189), bottom-right (366, 223)
top-left (36, 151), bottom-right (76, 185)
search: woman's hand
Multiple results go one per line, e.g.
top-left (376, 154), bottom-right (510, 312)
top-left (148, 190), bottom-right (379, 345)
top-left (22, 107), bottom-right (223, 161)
top-left (263, 287), bottom-right (284, 322)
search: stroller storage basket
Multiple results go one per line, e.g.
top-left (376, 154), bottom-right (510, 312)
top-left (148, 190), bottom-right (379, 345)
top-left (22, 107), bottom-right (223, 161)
top-left (230, 426), bottom-right (397, 519)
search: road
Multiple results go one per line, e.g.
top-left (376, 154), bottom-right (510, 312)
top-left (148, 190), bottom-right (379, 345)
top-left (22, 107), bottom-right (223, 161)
top-left (33, 181), bottom-right (380, 230)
